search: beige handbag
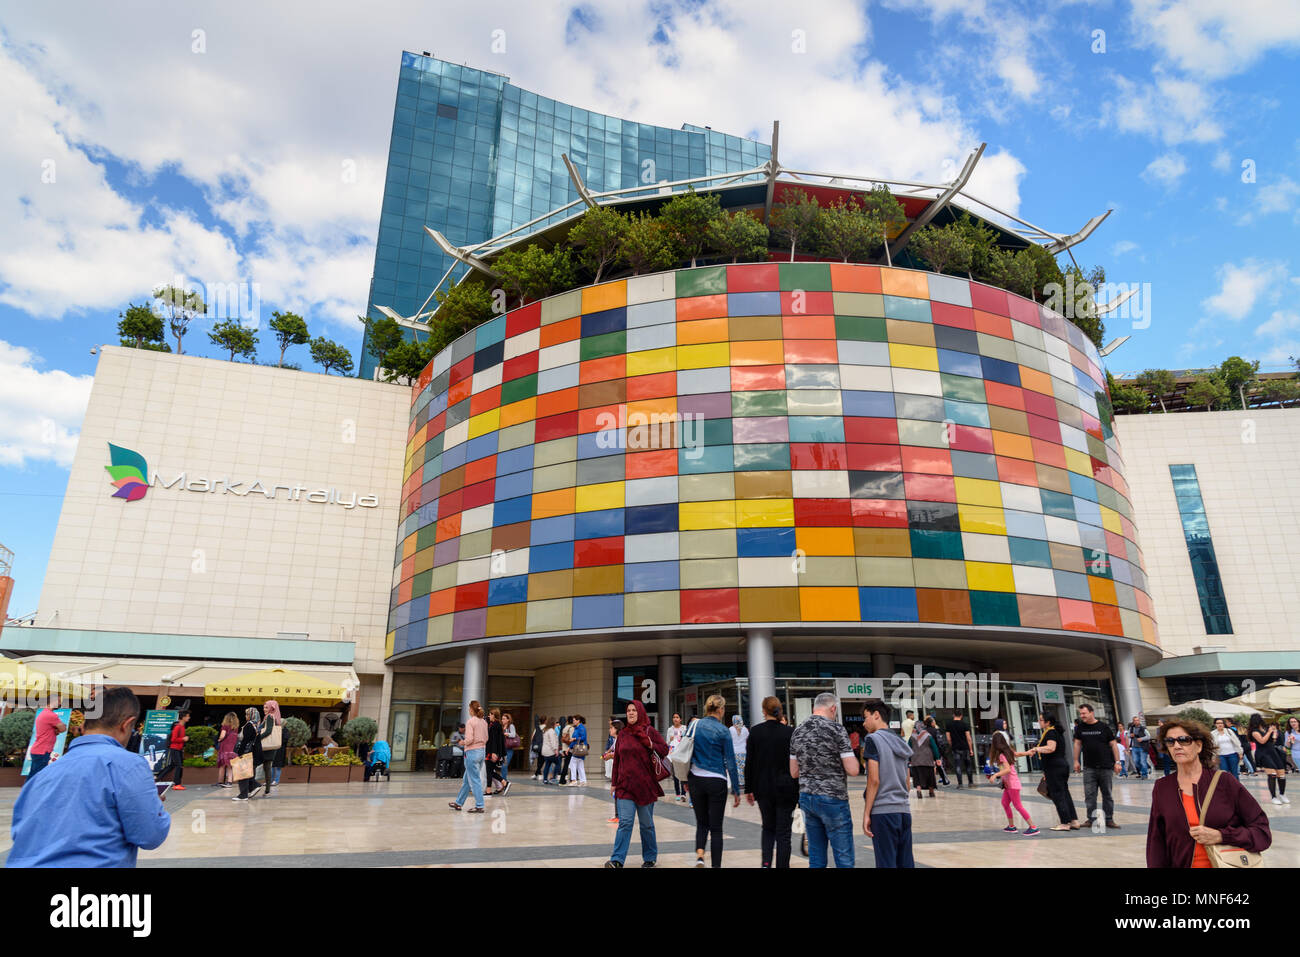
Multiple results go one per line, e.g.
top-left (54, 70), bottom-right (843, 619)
top-left (231, 752), bottom-right (255, 782)
top-left (263, 722), bottom-right (282, 750)
top-left (1197, 770), bottom-right (1263, 868)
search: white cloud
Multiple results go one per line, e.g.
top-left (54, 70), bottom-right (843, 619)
top-left (1201, 260), bottom-right (1289, 320)
top-left (1254, 310), bottom-right (1300, 338)
top-left (1129, 0), bottom-right (1300, 80)
top-left (1107, 72), bottom-right (1223, 145)
top-left (1111, 240), bottom-right (1138, 256)
top-left (1212, 149), bottom-right (1231, 172)
top-left (0, 340), bottom-right (93, 468)
top-left (1241, 175), bottom-right (1300, 222)
top-left (1141, 152), bottom-right (1188, 188)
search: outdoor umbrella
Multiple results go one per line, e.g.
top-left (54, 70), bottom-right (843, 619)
top-left (1144, 698), bottom-right (1263, 720)
top-left (1223, 680), bottom-right (1300, 714)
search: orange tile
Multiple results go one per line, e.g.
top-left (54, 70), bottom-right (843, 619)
top-left (900, 446), bottom-right (953, 475)
top-left (729, 340), bottom-right (785, 366)
top-left (784, 339), bottom-right (838, 364)
top-left (469, 385), bottom-right (501, 417)
top-left (799, 586), bottom-right (861, 621)
top-left (1031, 439), bottom-right (1068, 469)
top-left (540, 315), bottom-right (581, 348)
top-left (731, 364), bottom-right (785, 390)
top-left (796, 527), bottom-right (856, 555)
top-left (448, 378), bottom-right (472, 406)
top-left (830, 263), bottom-right (882, 293)
top-left (536, 386), bottom-right (579, 418)
top-left (1094, 604), bottom-right (1124, 636)
top-left (880, 268), bottom-right (929, 298)
top-left (627, 371), bottom-right (677, 400)
top-left (996, 455), bottom-right (1038, 487)
top-left (1019, 367), bottom-right (1055, 396)
top-left (579, 403), bottom-right (624, 434)
top-left (1058, 598), bottom-right (1097, 632)
top-left (429, 586), bottom-right (456, 618)
top-left (992, 430), bottom-right (1035, 461)
top-left (973, 310), bottom-right (1013, 340)
top-left (676, 294), bottom-right (728, 322)
top-left (581, 280), bottom-right (627, 313)
top-left (532, 487), bottom-right (576, 520)
top-left (626, 397), bottom-right (678, 420)
top-left (677, 317), bottom-right (729, 345)
top-left (436, 514), bottom-right (461, 542)
top-left (984, 381), bottom-right (1025, 410)
top-left (499, 397), bottom-right (537, 428)
top-left (464, 456), bottom-right (496, 486)
top-left (782, 315), bottom-right (837, 340)
top-left (626, 449), bottom-right (678, 479)
top-left (1088, 576), bottom-right (1118, 605)
top-left (580, 354), bottom-right (626, 383)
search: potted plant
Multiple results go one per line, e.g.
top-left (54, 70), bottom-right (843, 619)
top-left (281, 716), bottom-right (311, 766)
top-left (0, 710), bottom-right (36, 787)
top-left (176, 723), bottom-right (220, 785)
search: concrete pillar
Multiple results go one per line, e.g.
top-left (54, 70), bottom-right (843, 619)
top-left (1110, 645), bottom-right (1144, 725)
top-left (377, 668), bottom-right (394, 741)
top-left (745, 630), bottom-right (776, 727)
top-left (871, 653), bottom-right (895, 679)
top-left (461, 646), bottom-right (487, 723)
top-left (657, 655), bottom-right (681, 735)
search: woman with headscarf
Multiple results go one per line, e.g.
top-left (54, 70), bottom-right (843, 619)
top-left (259, 700), bottom-right (283, 795)
top-left (606, 699), bottom-right (669, 869)
top-left (233, 706), bottom-right (266, 802)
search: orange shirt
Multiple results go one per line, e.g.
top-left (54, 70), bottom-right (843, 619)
top-left (1180, 791), bottom-right (1213, 868)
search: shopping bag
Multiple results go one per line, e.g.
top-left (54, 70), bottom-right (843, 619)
top-left (231, 752), bottom-right (254, 782)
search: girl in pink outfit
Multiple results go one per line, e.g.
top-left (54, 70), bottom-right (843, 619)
top-left (990, 734), bottom-right (1039, 835)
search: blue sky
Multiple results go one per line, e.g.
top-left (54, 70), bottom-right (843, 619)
top-left (2, 0), bottom-right (1299, 617)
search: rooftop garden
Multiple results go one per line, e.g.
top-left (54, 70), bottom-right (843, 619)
top-left (1110, 358), bottom-right (1300, 414)
top-left (364, 186), bottom-right (1110, 384)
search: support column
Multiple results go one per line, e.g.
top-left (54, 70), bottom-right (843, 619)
top-left (871, 653), bottom-right (895, 680)
top-left (461, 646), bottom-right (488, 723)
top-left (657, 655), bottom-right (681, 735)
top-left (377, 668), bottom-right (394, 741)
top-left (745, 631), bottom-right (775, 727)
top-left (1110, 645), bottom-right (1143, 725)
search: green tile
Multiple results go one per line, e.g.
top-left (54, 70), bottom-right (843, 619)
top-left (701, 417), bottom-right (733, 446)
top-left (412, 568), bottom-right (433, 598)
top-left (732, 390), bottom-right (788, 416)
top-left (675, 266), bottom-right (728, 298)
top-left (579, 330), bottom-right (627, 361)
top-left (416, 525), bottom-right (437, 550)
top-left (835, 315), bottom-right (888, 341)
top-left (779, 261), bottom-right (833, 291)
top-left (909, 530), bottom-right (964, 561)
top-left (501, 373), bottom-right (538, 405)
top-left (941, 373), bottom-right (986, 403)
top-left (1083, 547), bottom-right (1114, 579)
top-left (969, 590), bottom-right (1021, 627)
top-left (732, 442), bottom-right (791, 471)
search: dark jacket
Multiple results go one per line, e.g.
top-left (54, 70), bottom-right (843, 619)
top-left (1146, 767), bottom-right (1271, 868)
top-left (486, 721), bottom-right (506, 760)
top-left (743, 719), bottom-right (797, 802)
top-left (611, 703), bottom-right (669, 806)
top-left (237, 721), bottom-right (264, 764)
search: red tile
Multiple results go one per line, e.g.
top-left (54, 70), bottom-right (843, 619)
top-left (626, 449), bottom-right (678, 479)
top-left (1022, 389), bottom-right (1058, 420)
top-left (731, 365), bottom-right (785, 391)
top-left (462, 479), bottom-right (495, 510)
top-left (1031, 439), bottom-right (1067, 469)
top-left (846, 443), bottom-right (903, 471)
top-left (900, 445), bottom-right (953, 475)
top-left (627, 371), bottom-right (677, 400)
top-left (450, 355), bottom-right (475, 384)
top-left (1007, 296), bottom-right (1040, 327)
top-left (781, 292), bottom-right (835, 317)
top-left (681, 588), bottom-right (740, 623)
top-left (448, 379), bottom-right (472, 406)
top-left (455, 580), bottom-right (490, 612)
top-left (850, 499), bottom-right (909, 527)
top-left (903, 472), bottom-right (956, 501)
top-left (931, 302), bottom-right (976, 329)
top-left (1058, 598), bottom-right (1097, 632)
top-left (503, 351), bottom-right (538, 383)
top-left (574, 536), bottom-right (624, 567)
top-left (535, 411), bottom-right (578, 442)
top-left (984, 381), bottom-right (1026, 411)
top-left (951, 425), bottom-right (994, 453)
top-left (790, 442), bottom-right (847, 470)
top-left (1025, 413), bottom-right (1061, 443)
top-left (996, 455), bottom-right (1039, 487)
top-left (438, 489), bottom-right (464, 520)
top-left (506, 302), bottom-right (541, 337)
top-left (794, 498), bottom-right (854, 526)
top-left (783, 339), bottom-right (839, 364)
top-left (844, 416), bottom-right (899, 444)
top-left (969, 283), bottom-right (1009, 316)
top-left (469, 385), bottom-right (501, 417)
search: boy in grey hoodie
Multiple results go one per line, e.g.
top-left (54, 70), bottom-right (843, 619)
top-left (861, 698), bottom-right (915, 868)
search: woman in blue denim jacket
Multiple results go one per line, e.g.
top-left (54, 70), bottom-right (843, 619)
top-left (688, 694), bottom-right (742, 867)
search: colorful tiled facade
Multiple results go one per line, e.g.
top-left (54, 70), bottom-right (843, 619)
top-left (386, 263), bottom-right (1159, 659)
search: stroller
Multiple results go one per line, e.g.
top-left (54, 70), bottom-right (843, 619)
top-left (365, 740), bottom-right (392, 782)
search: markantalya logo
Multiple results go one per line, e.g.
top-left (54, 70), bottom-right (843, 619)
top-left (105, 444), bottom-right (149, 501)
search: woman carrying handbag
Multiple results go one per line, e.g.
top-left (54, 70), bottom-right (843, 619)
top-left (232, 706), bottom-right (266, 802)
top-left (605, 700), bottom-right (669, 869)
top-left (259, 700), bottom-right (283, 794)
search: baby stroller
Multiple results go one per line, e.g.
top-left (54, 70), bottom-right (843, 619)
top-left (365, 740), bottom-right (392, 782)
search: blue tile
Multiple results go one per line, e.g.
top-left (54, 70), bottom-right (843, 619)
top-left (842, 391), bottom-right (895, 417)
top-left (980, 356), bottom-right (1021, 387)
top-left (624, 561), bottom-right (679, 592)
top-left (625, 503), bottom-right (678, 534)
top-left (488, 574), bottom-right (529, 605)
top-left (883, 296), bottom-right (932, 322)
top-left (578, 431), bottom-right (625, 459)
top-left (493, 494), bottom-right (532, 527)
top-left (728, 291), bottom-right (781, 316)
top-left (581, 306), bottom-right (627, 338)
top-left (572, 594), bottom-right (624, 629)
top-left (575, 508), bottom-right (624, 539)
top-left (497, 445), bottom-right (534, 476)
top-left (530, 514), bottom-right (575, 545)
top-left (529, 542), bottom-right (575, 573)
top-left (859, 586), bottom-right (919, 621)
top-left (738, 527), bottom-right (796, 557)
top-left (465, 432), bottom-right (498, 463)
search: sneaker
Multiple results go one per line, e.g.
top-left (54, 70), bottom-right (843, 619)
top-left (607, 817), bottom-right (619, 823)
top-left (694, 857), bottom-right (706, 868)
top-left (1282, 795), bottom-right (1291, 804)
top-left (604, 860), bottom-right (623, 869)
top-left (248, 785), bottom-right (263, 798)
top-left (1106, 821), bottom-right (1121, 829)
top-left (1023, 826), bottom-right (1041, 836)
top-left (220, 782), bottom-right (233, 788)
top-left (1273, 797), bottom-right (1285, 805)
top-left (641, 861), bottom-right (656, 868)
top-left (1002, 825), bottom-right (1018, 833)
top-left (232, 795), bottom-right (248, 802)
top-left (173, 785), bottom-right (186, 791)
top-left (500, 780), bottom-right (512, 796)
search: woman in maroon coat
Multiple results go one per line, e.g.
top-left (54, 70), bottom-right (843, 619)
top-left (1146, 719), bottom-right (1271, 868)
top-left (605, 699), bottom-right (669, 869)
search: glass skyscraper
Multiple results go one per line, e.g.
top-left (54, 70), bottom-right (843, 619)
top-left (360, 52), bottom-right (770, 378)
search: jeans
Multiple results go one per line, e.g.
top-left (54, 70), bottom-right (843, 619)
top-left (673, 776), bottom-right (688, 798)
top-left (1131, 745), bottom-right (1150, 777)
top-left (610, 799), bottom-right (657, 865)
top-left (799, 793), bottom-right (855, 868)
top-left (1082, 766), bottom-right (1114, 824)
top-left (735, 753), bottom-right (746, 790)
top-left (502, 749), bottom-right (513, 779)
top-left (869, 812), bottom-right (914, 868)
top-left (1219, 754), bottom-right (1241, 779)
top-left (1159, 751), bottom-right (1173, 776)
top-left (688, 774), bottom-right (728, 866)
top-left (951, 749), bottom-right (975, 786)
top-left (27, 752), bottom-right (52, 779)
top-left (541, 755), bottom-right (560, 782)
top-left (456, 749), bottom-right (486, 808)
top-left (1043, 761), bottom-right (1077, 824)
top-left (756, 794), bottom-right (797, 867)
top-left (1241, 751), bottom-right (1255, 774)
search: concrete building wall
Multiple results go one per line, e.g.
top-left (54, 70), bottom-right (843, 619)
top-left (1115, 408), bottom-right (1300, 659)
top-left (37, 347), bottom-right (410, 677)
top-left (531, 659), bottom-right (614, 773)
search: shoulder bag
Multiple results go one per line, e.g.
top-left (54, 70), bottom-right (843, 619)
top-left (648, 739), bottom-right (672, 782)
top-left (262, 721), bottom-right (282, 751)
top-left (1197, 770), bottom-right (1263, 868)
top-left (669, 718), bottom-right (699, 782)
top-left (1035, 729), bottom-right (1052, 798)
top-left (231, 752), bottom-right (255, 782)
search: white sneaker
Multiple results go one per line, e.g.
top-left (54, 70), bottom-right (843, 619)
top-left (1272, 797), bottom-right (1284, 805)
top-left (1282, 794), bottom-right (1291, 804)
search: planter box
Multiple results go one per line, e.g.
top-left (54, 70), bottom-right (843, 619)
top-left (0, 767), bottom-right (24, 788)
top-left (308, 765), bottom-right (351, 784)
top-left (278, 765), bottom-right (310, 784)
top-left (179, 766), bottom-right (220, 786)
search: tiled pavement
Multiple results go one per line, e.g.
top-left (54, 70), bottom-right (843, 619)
top-left (2, 772), bottom-right (1298, 868)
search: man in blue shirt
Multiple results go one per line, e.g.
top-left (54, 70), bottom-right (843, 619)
top-left (7, 687), bottom-right (171, 867)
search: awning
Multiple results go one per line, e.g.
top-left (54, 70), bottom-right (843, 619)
top-left (0, 657), bottom-right (92, 700)
top-left (204, 667), bottom-right (345, 707)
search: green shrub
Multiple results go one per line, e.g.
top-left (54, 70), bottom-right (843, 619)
top-left (1176, 707), bottom-right (1214, 731)
top-left (184, 724), bottom-right (216, 757)
top-left (182, 755), bottom-right (218, 767)
top-left (341, 717), bottom-right (378, 748)
top-left (0, 710), bottom-right (36, 766)
top-left (282, 716), bottom-right (311, 749)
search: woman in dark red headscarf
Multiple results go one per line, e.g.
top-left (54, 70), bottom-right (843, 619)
top-left (606, 699), bottom-right (669, 868)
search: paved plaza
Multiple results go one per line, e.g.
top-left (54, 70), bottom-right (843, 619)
top-left (4, 771), bottom-right (1297, 868)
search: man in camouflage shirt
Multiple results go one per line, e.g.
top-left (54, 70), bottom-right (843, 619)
top-left (790, 692), bottom-right (861, 868)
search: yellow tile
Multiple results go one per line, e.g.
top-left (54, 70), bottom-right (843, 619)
top-left (1064, 447), bottom-right (1094, 476)
top-left (676, 342), bottom-right (730, 370)
top-left (499, 397), bottom-right (537, 428)
top-left (467, 407), bottom-right (500, 439)
top-left (575, 480), bottom-right (625, 512)
top-left (736, 498), bottom-right (795, 527)
top-left (964, 561), bottom-right (1016, 592)
top-left (796, 527), bottom-right (857, 556)
top-left (680, 500), bottom-right (737, 530)
top-left (1099, 505), bottom-right (1123, 535)
top-left (888, 343), bottom-right (940, 371)
top-left (958, 504), bottom-right (1007, 536)
top-left (532, 487), bottom-right (576, 520)
top-left (626, 346), bottom-right (676, 377)
top-left (953, 477), bottom-right (1003, 507)
top-left (581, 280), bottom-right (627, 314)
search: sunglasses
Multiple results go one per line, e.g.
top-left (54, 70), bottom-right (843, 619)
top-left (1167, 735), bottom-right (1196, 746)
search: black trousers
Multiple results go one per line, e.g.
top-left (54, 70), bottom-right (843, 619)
top-left (486, 757), bottom-right (505, 789)
top-left (952, 749), bottom-right (975, 785)
top-left (558, 753), bottom-right (572, 784)
top-left (157, 749), bottom-right (185, 784)
top-left (688, 774), bottom-right (728, 867)
top-left (1043, 760), bottom-right (1077, 824)
top-left (756, 794), bottom-right (796, 868)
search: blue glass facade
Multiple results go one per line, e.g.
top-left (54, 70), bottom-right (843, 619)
top-left (361, 53), bottom-right (770, 378)
top-left (1169, 464), bottom-right (1233, 635)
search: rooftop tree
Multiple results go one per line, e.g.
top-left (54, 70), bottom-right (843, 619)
top-left (207, 319), bottom-right (258, 361)
top-left (1107, 371), bottom-right (1149, 413)
top-left (707, 209), bottom-right (769, 264)
top-left (153, 284), bottom-right (207, 355)
top-left (1265, 378), bottom-right (1300, 407)
top-left (1217, 356), bottom-right (1260, 410)
top-left (117, 302), bottom-right (170, 351)
top-left (815, 198), bottom-right (881, 263)
top-left (568, 205), bottom-right (628, 283)
top-left (1185, 375), bottom-right (1229, 411)
top-left (363, 316), bottom-right (403, 369)
top-left (619, 212), bottom-right (675, 276)
top-left (309, 336), bottom-right (354, 375)
top-left (429, 280), bottom-right (495, 354)
top-left (769, 189), bottom-right (822, 262)
top-left (658, 187), bottom-right (722, 267)
top-left (268, 310), bottom-right (309, 367)
top-left (1134, 369), bottom-right (1176, 413)
top-left (859, 185), bottom-right (907, 254)
top-left (910, 223), bottom-right (973, 275)
top-left (952, 211), bottom-right (999, 282)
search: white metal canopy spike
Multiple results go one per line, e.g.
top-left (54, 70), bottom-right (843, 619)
top-left (423, 226), bottom-right (498, 277)
top-left (1044, 210), bottom-right (1113, 254)
top-left (888, 143), bottom-right (986, 260)
top-left (562, 153), bottom-right (599, 209)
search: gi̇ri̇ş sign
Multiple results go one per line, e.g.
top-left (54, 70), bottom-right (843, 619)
top-left (105, 443), bottom-right (379, 509)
